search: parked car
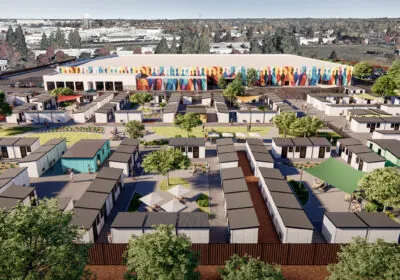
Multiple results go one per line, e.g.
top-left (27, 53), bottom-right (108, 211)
top-left (37, 83), bottom-right (44, 88)
top-left (15, 82), bottom-right (26, 88)
top-left (8, 83), bottom-right (15, 87)
top-left (26, 82), bottom-right (36, 87)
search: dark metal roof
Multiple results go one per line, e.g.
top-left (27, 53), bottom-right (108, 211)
top-left (43, 138), bottom-right (65, 146)
top-left (71, 208), bottom-right (99, 230)
top-left (163, 103), bottom-right (178, 114)
top-left (356, 152), bottom-right (386, 163)
top-left (57, 197), bottom-right (73, 211)
top-left (0, 185), bottom-right (35, 199)
top-left (270, 191), bottom-right (302, 210)
top-left (120, 138), bottom-right (140, 146)
top-left (74, 192), bottom-right (109, 210)
top-left (356, 212), bottom-right (400, 228)
top-left (111, 212), bottom-right (147, 228)
top-left (178, 212), bottom-right (209, 228)
top-left (338, 138), bottom-right (362, 146)
top-left (219, 152), bottom-right (239, 163)
top-left (369, 139), bottom-right (400, 158)
top-left (74, 103), bottom-right (97, 114)
top-left (246, 138), bottom-right (265, 146)
top-left (225, 192), bottom-right (253, 210)
top-left (186, 105), bottom-right (207, 114)
top-left (14, 137), bottom-right (39, 146)
top-left (252, 152), bottom-right (274, 163)
top-left (227, 208), bottom-right (259, 230)
top-left (62, 139), bottom-right (108, 158)
top-left (33, 145), bottom-right (56, 153)
top-left (0, 179), bottom-right (12, 189)
top-left (215, 103), bottom-right (229, 113)
top-left (116, 145), bottom-right (136, 154)
top-left (19, 152), bottom-right (47, 162)
top-left (374, 130), bottom-right (400, 135)
top-left (144, 212), bottom-right (178, 228)
top-left (263, 179), bottom-right (293, 193)
top-left (277, 208), bottom-right (314, 230)
top-left (0, 167), bottom-right (27, 179)
top-left (380, 116), bottom-right (400, 123)
top-left (347, 145), bottom-right (372, 154)
top-left (109, 152), bottom-right (132, 163)
top-left (248, 145), bottom-right (268, 154)
top-left (291, 137), bottom-right (313, 146)
top-left (352, 116), bottom-right (385, 123)
top-left (95, 103), bottom-right (116, 114)
top-left (308, 137), bottom-right (331, 147)
top-left (217, 145), bottom-right (235, 154)
top-left (87, 178), bottom-right (117, 194)
top-left (97, 167), bottom-right (123, 181)
top-left (0, 197), bottom-right (21, 212)
top-left (220, 167), bottom-right (244, 181)
top-left (169, 138), bottom-right (205, 147)
top-left (272, 138), bottom-right (294, 147)
top-left (216, 138), bottom-right (234, 146)
top-left (0, 137), bottom-right (20, 146)
top-left (222, 178), bottom-right (248, 194)
top-left (325, 212), bottom-right (368, 228)
top-left (258, 168), bottom-right (285, 180)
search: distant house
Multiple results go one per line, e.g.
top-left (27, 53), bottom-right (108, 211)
top-left (350, 116), bottom-right (400, 133)
top-left (356, 212), bottom-right (400, 243)
top-left (372, 130), bottom-right (400, 140)
top-left (30, 94), bottom-right (56, 111)
top-left (168, 138), bottom-right (205, 159)
top-left (0, 167), bottom-right (30, 193)
top-left (0, 185), bottom-right (37, 211)
top-left (0, 137), bottom-right (40, 159)
top-left (272, 137), bottom-right (331, 159)
top-left (109, 140), bottom-right (139, 177)
top-left (71, 208), bottom-right (104, 243)
top-left (245, 138), bottom-right (274, 177)
top-left (111, 212), bottom-right (147, 243)
top-left (61, 139), bottom-right (111, 173)
top-left (177, 212), bottom-right (210, 243)
top-left (114, 110), bottom-right (143, 124)
top-left (367, 139), bottom-right (400, 167)
top-left (95, 103), bottom-right (117, 123)
top-left (343, 86), bottom-right (366, 94)
top-left (379, 104), bottom-right (400, 116)
top-left (322, 212), bottom-right (368, 243)
top-left (227, 208), bottom-right (259, 244)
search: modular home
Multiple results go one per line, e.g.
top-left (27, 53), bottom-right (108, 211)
top-left (162, 103), bottom-right (179, 123)
top-left (215, 102), bottom-right (229, 123)
top-left (97, 167), bottom-right (125, 188)
top-left (110, 92), bottom-right (130, 110)
top-left (308, 137), bottom-right (332, 159)
top-left (71, 208), bottom-right (104, 243)
top-left (0, 137), bottom-right (40, 159)
top-left (324, 104), bottom-right (379, 117)
top-left (30, 94), bottom-right (56, 110)
top-left (372, 130), bottom-right (400, 140)
top-left (95, 103), bottom-right (117, 123)
top-left (271, 138), bottom-right (295, 159)
top-left (143, 212), bottom-right (178, 234)
top-left (57, 197), bottom-right (74, 212)
top-left (380, 104), bottom-right (400, 116)
top-left (61, 139), bottom-right (111, 173)
top-left (336, 138), bottom-right (362, 156)
top-left (220, 167), bottom-right (244, 186)
top-left (222, 178), bottom-right (248, 194)
top-left (356, 212), bottom-right (400, 243)
top-left (201, 92), bottom-right (212, 106)
top-left (218, 152), bottom-right (239, 169)
top-left (216, 138), bottom-right (234, 146)
top-left (344, 86), bottom-right (366, 94)
top-left (352, 152), bottom-right (386, 172)
top-left (0, 167), bottom-right (30, 193)
top-left (213, 93), bottom-right (225, 104)
top-left (86, 177), bottom-right (119, 215)
top-left (24, 110), bottom-right (71, 124)
top-left (115, 110), bottom-right (143, 123)
top-left (217, 144), bottom-right (236, 155)
top-left (236, 110), bottom-right (277, 124)
top-left (109, 152), bottom-right (133, 177)
top-left (228, 208), bottom-right (259, 243)
top-left (177, 212), bottom-right (210, 243)
top-left (75, 191), bottom-right (111, 223)
top-left (272, 137), bottom-right (317, 159)
top-left (272, 208), bottom-right (314, 243)
top-left (120, 138), bottom-right (140, 161)
top-left (13, 91), bottom-right (37, 105)
top-left (6, 103), bottom-right (38, 124)
top-left (367, 139), bottom-right (400, 167)
top-left (186, 105), bottom-right (207, 123)
top-left (245, 139), bottom-right (274, 176)
top-left (350, 117), bottom-right (387, 133)
top-left (111, 212), bottom-right (147, 243)
top-left (0, 185), bottom-right (36, 206)
top-left (168, 138), bottom-right (206, 159)
top-left (225, 191), bottom-right (253, 211)
top-left (322, 212), bottom-right (368, 243)
top-left (151, 92), bottom-right (167, 104)
top-left (73, 103), bottom-right (97, 123)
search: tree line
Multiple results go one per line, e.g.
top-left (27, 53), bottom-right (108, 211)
top-left (39, 27), bottom-right (82, 50)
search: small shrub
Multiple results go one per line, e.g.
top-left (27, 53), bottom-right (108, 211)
top-left (196, 193), bottom-right (209, 207)
top-left (365, 201), bottom-right (384, 212)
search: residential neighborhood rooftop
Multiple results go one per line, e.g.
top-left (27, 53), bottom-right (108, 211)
top-left (178, 212), bottom-right (209, 228)
top-left (227, 208), bottom-right (259, 230)
top-left (62, 139), bottom-right (108, 158)
top-left (111, 212), bottom-right (147, 228)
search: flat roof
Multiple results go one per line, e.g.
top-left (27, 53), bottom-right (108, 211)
top-left (374, 130), bottom-right (400, 135)
top-left (259, 168), bottom-right (285, 180)
top-left (0, 137), bottom-right (20, 146)
top-left (168, 137), bottom-right (205, 147)
top-left (277, 208), bottom-right (314, 230)
top-left (369, 139), bottom-right (400, 158)
top-left (356, 212), bottom-right (400, 228)
top-left (222, 178), bottom-right (249, 194)
top-left (325, 212), bottom-right (368, 228)
top-left (217, 145), bottom-right (235, 154)
top-left (62, 139), bottom-right (108, 158)
top-left (70, 54), bottom-right (343, 70)
top-left (225, 192), bottom-right (253, 210)
top-left (227, 208), bottom-right (259, 230)
top-left (109, 152), bottom-right (132, 163)
top-left (356, 152), bottom-right (386, 163)
top-left (74, 192), bottom-right (109, 210)
top-left (0, 167), bottom-right (27, 179)
top-left (347, 145), bottom-right (372, 154)
top-left (87, 178), bottom-right (116, 194)
top-left (220, 167), bottom-right (244, 181)
top-left (263, 178), bottom-right (293, 193)
top-left (178, 212), bottom-right (209, 228)
top-left (33, 145), bottom-right (56, 153)
top-left (272, 138), bottom-right (294, 147)
top-left (74, 103), bottom-right (97, 114)
top-left (291, 137), bottom-right (313, 146)
top-left (43, 138), bottom-right (65, 146)
top-left (163, 103), bottom-right (179, 114)
top-left (186, 105), bottom-right (207, 114)
top-left (97, 167), bottom-right (123, 181)
top-left (219, 152), bottom-right (239, 163)
top-left (352, 116), bottom-right (385, 123)
top-left (14, 137), bottom-right (39, 146)
top-left (57, 197), bottom-right (73, 211)
top-left (0, 197), bottom-right (21, 211)
top-left (144, 212), bottom-right (178, 228)
top-left (111, 212), bottom-right (147, 228)
top-left (120, 138), bottom-right (140, 146)
top-left (0, 185), bottom-right (35, 199)
top-left (338, 138), bottom-right (362, 146)
top-left (216, 138), bottom-right (234, 146)
top-left (270, 191), bottom-right (302, 210)
top-left (71, 208), bottom-right (99, 230)
top-left (308, 137), bottom-right (331, 147)
top-left (246, 138), bottom-right (265, 146)
top-left (252, 152), bottom-right (274, 163)
top-left (215, 103), bottom-right (229, 113)
top-left (19, 152), bottom-right (47, 162)
top-left (248, 144), bottom-right (268, 153)
top-left (115, 144), bottom-right (137, 154)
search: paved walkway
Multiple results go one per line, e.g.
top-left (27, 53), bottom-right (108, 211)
top-left (237, 151), bottom-right (280, 243)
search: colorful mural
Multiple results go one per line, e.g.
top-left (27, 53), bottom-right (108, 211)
top-left (58, 65), bottom-right (353, 90)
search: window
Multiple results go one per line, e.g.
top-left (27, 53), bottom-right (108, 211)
top-left (288, 147), bottom-right (293, 152)
top-left (188, 147), bottom-right (193, 153)
top-left (356, 157), bottom-right (359, 164)
top-left (345, 149), bottom-right (348, 155)
top-left (391, 123), bottom-right (395, 128)
top-left (180, 147), bottom-right (185, 153)
top-left (27, 146), bottom-right (31, 152)
top-left (295, 147), bottom-right (300, 153)
top-left (377, 123), bottom-right (380, 128)
top-left (369, 143), bottom-right (373, 149)
top-left (96, 215), bottom-right (100, 225)
top-left (326, 147), bottom-right (331, 153)
top-left (378, 149), bottom-right (382, 155)
top-left (367, 123), bottom-right (371, 128)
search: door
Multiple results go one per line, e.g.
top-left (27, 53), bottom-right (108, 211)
top-left (193, 146), bottom-right (199, 158)
top-left (348, 151), bottom-right (352, 164)
top-left (395, 123), bottom-right (400, 130)
top-left (20, 146), bottom-right (27, 158)
top-left (281, 147), bottom-right (288, 158)
top-left (318, 147), bottom-right (325, 158)
top-left (92, 221), bottom-right (98, 241)
top-left (370, 123), bottom-right (376, 133)
top-left (358, 159), bottom-right (364, 171)
top-left (1, 147), bottom-right (8, 159)
top-left (338, 144), bottom-right (343, 156)
top-left (300, 147), bottom-right (307, 158)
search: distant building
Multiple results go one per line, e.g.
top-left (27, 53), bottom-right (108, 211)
top-left (0, 59), bottom-right (7, 72)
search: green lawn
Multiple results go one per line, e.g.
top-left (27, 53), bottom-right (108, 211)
top-left (0, 126), bottom-right (39, 137)
top-left (148, 126), bottom-right (271, 138)
top-left (159, 177), bottom-right (190, 191)
top-left (28, 132), bottom-right (102, 147)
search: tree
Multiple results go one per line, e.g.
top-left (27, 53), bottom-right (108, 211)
top-left (0, 199), bottom-right (91, 280)
top-left (214, 30), bottom-right (221, 43)
top-left (0, 91), bottom-right (12, 116)
top-left (219, 254), bottom-right (284, 280)
top-left (272, 111), bottom-right (297, 137)
top-left (125, 225), bottom-right (200, 280)
top-left (262, 33), bottom-right (276, 54)
top-left (197, 34), bottom-right (210, 54)
top-left (218, 76), bottom-right (227, 89)
top-left (223, 79), bottom-right (245, 105)
top-left (329, 50), bottom-right (338, 60)
top-left (250, 39), bottom-right (262, 54)
top-left (223, 31), bottom-right (232, 42)
top-left (258, 105), bottom-right (267, 123)
top-left (372, 76), bottom-right (397, 97)
top-left (54, 27), bottom-right (67, 48)
top-left (328, 238), bottom-right (400, 280)
top-left (290, 116), bottom-right (324, 137)
top-left (155, 37), bottom-right (170, 54)
top-left (174, 113), bottom-right (202, 138)
top-left (169, 36), bottom-right (178, 54)
top-left (246, 26), bottom-right (254, 41)
top-left (55, 50), bottom-right (66, 62)
top-left (40, 32), bottom-right (50, 50)
top-left (14, 25), bottom-right (28, 58)
top-left (6, 25), bottom-right (16, 46)
top-left (125, 120), bottom-right (145, 139)
top-left (141, 149), bottom-right (190, 186)
top-left (130, 92), bottom-right (153, 107)
top-left (68, 29), bottom-right (82, 49)
top-left (387, 60), bottom-right (400, 88)
top-left (50, 87), bottom-right (74, 96)
top-left (353, 62), bottom-right (373, 78)
top-left (318, 37), bottom-right (324, 44)
top-left (357, 167), bottom-right (400, 209)
top-left (246, 68), bottom-right (258, 87)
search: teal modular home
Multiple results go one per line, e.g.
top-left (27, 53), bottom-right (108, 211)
top-left (61, 139), bottom-right (111, 173)
top-left (367, 139), bottom-right (400, 167)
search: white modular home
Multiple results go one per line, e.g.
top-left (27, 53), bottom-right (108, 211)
top-left (266, 95), bottom-right (284, 110)
top-left (93, 92), bottom-right (115, 109)
top-left (217, 144), bottom-right (236, 156)
top-left (220, 167), bottom-right (244, 186)
top-left (71, 208), bottom-right (104, 243)
top-left (168, 138), bottom-right (206, 159)
top-left (218, 152), bottom-right (239, 169)
top-left (177, 212), bottom-right (210, 243)
top-left (336, 138), bottom-right (361, 157)
top-left (291, 138), bottom-right (313, 159)
top-left (215, 102), bottom-right (230, 123)
top-left (143, 212), bottom-right (178, 234)
top-left (30, 94), bottom-right (56, 110)
top-left (73, 103), bottom-right (97, 123)
top-left (151, 92), bottom-right (167, 104)
top-left (24, 110), bottom-right (71, 124)
top-left (182, 92), bottom-right (194, 105)
top-left (350, 117), bottom-right (387, 133)
top-left (162, 103), bottom-right (179, 123)
top-left (224, 191), bottom-right (253, 212)
top-left (0, 185), bottom-right (37, 211)
top-left (6, 103), bottom-right (38, 124)
top-left (111, 212), bottom-right (147, 243)
top-left (86, 178), bottom-right (119, 214)
top-left (13, 91), bottom-right (37, 105)
top-left (57, 197), bottom-right (74, 212)
top-left (272, 208), bottom-right (314, 243)
top-left (109, 152), bottom-right (133, 177)
top-left (74, 192), bottom-right (111, 222)
top-left (222, 178), bottom-right (248, 194)
top-left (95, 103), bottom-right (117, 123)
top-left (276, 103), bottom-right (297, 116)
top-left (96, 167), bottom-right (125, 189)
top-left (324, 104), bottom-right (379, 117)
top-left (245, 138), bottom-right (274, 176)
top-left (120, 138), bottom-right (140, 162)
top-left (213, 93), bottom-right (226, 104)
top-left (115, 110), bottom-right (143, 124)
top-left (228, 208), bottom-right (259, 243)
top-left (201, 92), bottom-right (212, 107)
top-left (308, 137), bottom-right (332, 159)
top-left (271, 138), bottom-right (295, 159)
top-left (322, 212), bottom-right (368, 243)
top-left (379, 104), bottom-right (400, 116)
top-left (372, 130), bottom-right (400, 140)
top-left (236, 110), bottom-right (277, 124)
top-left (0, 167), bottom-right (30, 193)
top-left (110, 92), bottom-right (130, 110)
top-left (356, 212), bottom-right (400, 243)
top-left (0, 137), bottom-right (40, 159)
top-left (352, 151), bottom-right (386, 172)
top-left (216, 138), bottom-right (234, 146)
top-left (344, 86), bottom-right (366, 94)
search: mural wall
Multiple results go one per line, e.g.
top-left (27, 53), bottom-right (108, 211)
top-left (58, 65), bottom-right (353, 91)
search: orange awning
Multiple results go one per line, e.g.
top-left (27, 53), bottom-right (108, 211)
top-left (236, 96), bottom-right (260, 103)
top-left (57, 94), bottom-right (82, 103)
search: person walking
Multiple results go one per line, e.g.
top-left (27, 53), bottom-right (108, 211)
top-left (70, 170), bottom-right (74, 182)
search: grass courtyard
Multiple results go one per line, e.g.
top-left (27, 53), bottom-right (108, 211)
top-left (158, 177), bottom-right (190, 191)
top-left (28, 132), bottom-right (102, 146)
top-left (0, 126), bottom-right (39, 137)
top-left (148, 126), bottom-right (271, 138)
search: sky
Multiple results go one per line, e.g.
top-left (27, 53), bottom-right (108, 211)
top-left (1, 0), bottom-right (400, 19)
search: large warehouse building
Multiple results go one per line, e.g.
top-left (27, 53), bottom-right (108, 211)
top-left (43, 54), bottom-right (352, 91)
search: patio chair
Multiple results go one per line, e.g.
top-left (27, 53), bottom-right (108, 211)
top-left (312, 179), bottom-right (324, 190)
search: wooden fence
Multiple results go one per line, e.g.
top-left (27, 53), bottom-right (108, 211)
top-left (87, 243), bottom-right (341, 266)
